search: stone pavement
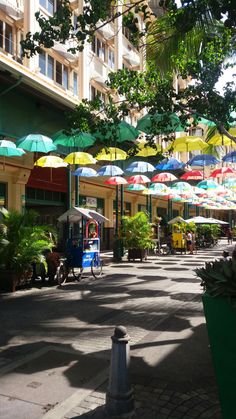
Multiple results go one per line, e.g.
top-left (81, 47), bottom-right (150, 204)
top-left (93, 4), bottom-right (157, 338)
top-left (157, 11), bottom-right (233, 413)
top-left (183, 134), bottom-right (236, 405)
top-left (0, 241), bottom-right (230, 419)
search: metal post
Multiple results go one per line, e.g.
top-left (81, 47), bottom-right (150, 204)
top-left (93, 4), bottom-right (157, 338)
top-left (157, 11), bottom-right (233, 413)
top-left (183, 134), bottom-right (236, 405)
top-left (149, 195), bottom-right (152, 222)
top-left (75, 174), bottom-right (79, 206)
top-left (106, 326), bottom-right (134, 417)
top-left (196, 206), bottom-right (200, 216)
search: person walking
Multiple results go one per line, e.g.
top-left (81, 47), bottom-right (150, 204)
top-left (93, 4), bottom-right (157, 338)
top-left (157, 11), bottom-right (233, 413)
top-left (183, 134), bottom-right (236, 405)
top-left (226, 228), bottom-right (233, 245)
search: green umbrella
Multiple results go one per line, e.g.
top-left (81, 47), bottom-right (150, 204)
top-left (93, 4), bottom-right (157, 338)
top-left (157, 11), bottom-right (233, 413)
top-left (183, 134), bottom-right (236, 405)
top-left (196, 117), bottom-right (216, 127)
top-left (16, 134), bottom-right (56, 153)
top-left (52, 129), bottom-right (96, 149)
top-left (136, 112), bottom-right (184, 135)
top-left (0, 140), bottom-right (25, 156)
top-left (94, 121), bottom-right (139, 143)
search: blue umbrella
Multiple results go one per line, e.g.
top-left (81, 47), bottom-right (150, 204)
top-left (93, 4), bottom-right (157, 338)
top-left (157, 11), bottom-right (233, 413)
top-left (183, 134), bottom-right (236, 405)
top-left (156, 158), bottom-right (185, 170)
top-left (222, 151), bottom-right (236, 163)
top-left (187, 154), bottom-right (220, 166)
top-left (97, 165), bottom-right (124, 176)
top-left (72, 167), bottom-right (98, 177)
top-left (126, 161), bottom-right (155, 173)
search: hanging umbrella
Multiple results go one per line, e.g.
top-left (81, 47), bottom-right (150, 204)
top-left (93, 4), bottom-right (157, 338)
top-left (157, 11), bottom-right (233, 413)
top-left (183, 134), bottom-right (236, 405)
top-left (96, 147), bottom-right (127, 161)
top-left (0, 140), bottom-right (25, 157)
top-left (16, 134), bottom-right (56, 153)
top-left (126, 184), bottom-right (147, 191)
top-left (168, 216), bottom-right (187, 224)
top-left (187, 154), bottom-right (220, 166)
top-left (72, 167), bottom-right (98, 177)
top-left (210, 167), bottom-right (235, 178)
top-left (180, 170), bottom-right (203, 180)
top-left (97, 165), bottom-right (124, 176)
top-left (151, 172), bottom-right (177, 182)
top-left (94, 121), bottom-right (139, 143)
top-left (229, 128), bottom-right (236, 135)
top-left (52, 129), bottom-right (96, 148)
top-left (34, 155), bottom-right (68, 168)
top-left (172, 136), bottom-right (207, 152)
top-left (127, 174), bottom-right (150, 184)
top-left (105, 176), bottom-right (127, 185)
top-left (196, 117), bottom-right (216, 127)
top-left (149, 182), bottom-right (167, 191)
top-left (126, 161), bottom-right (155, 173)
top-left (222, 151), bottom-right (236, 163)
top-left (223, 178), bottom-right (236, 188)
top-left (156, 157), bottom-right (185, 170)
top-left (64, 152), bottom-right (97, 165)
top-left (135, 143), bottom-right (161, 157)
top-left (171, 182), bottom-right (192, 193)
top-left (136, 112), bottom-right (184, 134)
top-left (208, 134), bottom-right (236, 147)
top-left (197, 179), bottom-right (219, 190)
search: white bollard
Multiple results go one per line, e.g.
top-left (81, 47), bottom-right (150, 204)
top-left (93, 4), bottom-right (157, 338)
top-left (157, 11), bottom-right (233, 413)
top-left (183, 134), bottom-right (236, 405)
top-left (106, 326), bottom-right (135, 417)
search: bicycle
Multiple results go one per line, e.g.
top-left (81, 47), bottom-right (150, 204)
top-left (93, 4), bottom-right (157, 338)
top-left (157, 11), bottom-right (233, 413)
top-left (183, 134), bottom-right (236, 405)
top-left (56, 252), bottom-right (102, 286)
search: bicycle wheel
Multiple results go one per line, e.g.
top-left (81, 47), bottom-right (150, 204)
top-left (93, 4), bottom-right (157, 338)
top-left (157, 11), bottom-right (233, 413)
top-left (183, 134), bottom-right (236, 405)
top-left (56, 264), bottom-right (67, 286)
top-left (91, 257), bottom-right (102, 279)
top-left (72, 267), bottom-right (83, 281)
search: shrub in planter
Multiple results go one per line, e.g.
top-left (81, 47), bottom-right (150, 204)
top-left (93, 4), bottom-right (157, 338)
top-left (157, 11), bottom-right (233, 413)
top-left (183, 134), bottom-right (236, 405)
top-left (0, 208), bottom-right (54, 292)
top-left (196, 258), bottom-right (236, 419)
top-left (120, 212), bottom-right (154, 261)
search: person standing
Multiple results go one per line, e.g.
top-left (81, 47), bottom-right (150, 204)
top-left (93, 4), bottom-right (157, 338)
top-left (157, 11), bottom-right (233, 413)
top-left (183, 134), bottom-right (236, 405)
top-left (226, 228), bottom-right (233, 245)
top-left (186, 230), bottom-right (193, 254)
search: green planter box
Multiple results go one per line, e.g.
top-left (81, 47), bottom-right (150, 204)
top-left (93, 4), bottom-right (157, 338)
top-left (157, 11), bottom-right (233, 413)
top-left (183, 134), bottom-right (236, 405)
top-left (202, 294), bottom-right (236, 419)
top-left (128, 248), bottom-right (147, 262)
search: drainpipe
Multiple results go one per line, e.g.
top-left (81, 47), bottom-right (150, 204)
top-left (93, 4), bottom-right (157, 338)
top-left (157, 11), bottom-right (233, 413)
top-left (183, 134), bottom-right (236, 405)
top-left (0, 76), bottom-right (23, 96)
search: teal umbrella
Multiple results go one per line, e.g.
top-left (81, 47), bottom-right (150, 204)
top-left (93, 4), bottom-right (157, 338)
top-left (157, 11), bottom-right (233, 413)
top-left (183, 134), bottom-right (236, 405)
top-left (16, 134), bottom-right (56, 153)
top-left (52, 129), bottom-right (96, 149)
top-left (94, 121), bottom-right (139, 143)
top-left (0, 140), bottom-right (25, 156)
top-left (136, 112), bottom-right (184, 135)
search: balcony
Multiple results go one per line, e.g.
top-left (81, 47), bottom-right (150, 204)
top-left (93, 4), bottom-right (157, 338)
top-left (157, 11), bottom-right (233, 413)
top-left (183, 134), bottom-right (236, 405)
top-left (97, 20), bottom-right (115, 40)
top-left (52, 40), bottom-right (78, 63)
top-left (89, 55), bottom-right (110, 89)
top-left (123, 45), bottom-right (140, 67)
top-left (0, 0), bottom-right (23, 19)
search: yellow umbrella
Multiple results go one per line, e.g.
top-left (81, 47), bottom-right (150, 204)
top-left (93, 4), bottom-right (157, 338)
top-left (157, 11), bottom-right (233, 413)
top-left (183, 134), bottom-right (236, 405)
top-left (229, 127), bottom-right (236, 136)
top-left (64, 152), bottom-right (97, 165)
top-left (172, 136), bottom-right (207, 152)
top-left (135, 143), bottom-right (161, 157)
top-left (96, 147), bottom-right (127, 161)
top-left (35, 155), bottom-right (68, 168)
top-left (208, 134), bottom-right (236, 147)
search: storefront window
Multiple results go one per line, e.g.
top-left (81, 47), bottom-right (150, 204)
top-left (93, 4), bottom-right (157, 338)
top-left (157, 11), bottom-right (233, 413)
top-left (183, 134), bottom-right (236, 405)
top-left (0, 183), bottom-right (7, 208)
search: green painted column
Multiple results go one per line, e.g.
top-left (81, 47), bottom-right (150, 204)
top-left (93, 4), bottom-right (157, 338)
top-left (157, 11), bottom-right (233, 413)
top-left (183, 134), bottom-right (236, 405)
top-left (228, 210), bottom-right (232, 228)
top-left (196, 206), bottom-right (200, 216)
top-left (75, 172), bottom-right (79, 207)
top-left (149, 195), bottom-right (152, 222)
top-left (168, 200), bottom-right (172, 221)
top-left (67, 168), bottom-right (72, 240)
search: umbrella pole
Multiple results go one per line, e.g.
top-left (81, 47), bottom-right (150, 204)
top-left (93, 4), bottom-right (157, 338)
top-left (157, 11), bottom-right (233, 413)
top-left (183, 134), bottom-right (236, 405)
top-left (67, 167), bottom-right (72, 209)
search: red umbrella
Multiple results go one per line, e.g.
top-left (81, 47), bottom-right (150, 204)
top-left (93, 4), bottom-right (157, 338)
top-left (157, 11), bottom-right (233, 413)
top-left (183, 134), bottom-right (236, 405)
top-left (127, 174), bottom-right (150, 184)
top-left (151, 172), bottom-right (177, 182)
top-left (210, 167), bottom-right (236, 178)
top-left (105, 176), bottom-right (128, 185)
top-left (180, 170), bottom-right (203, 180)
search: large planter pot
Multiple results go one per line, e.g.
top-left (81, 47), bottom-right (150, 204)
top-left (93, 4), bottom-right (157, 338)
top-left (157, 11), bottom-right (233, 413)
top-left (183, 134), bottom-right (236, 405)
top-left (128, 248), bottom-right (147, 262)
top-left (0, 269), bottom-right (18, 292)
top-left (202, 294), bottom-right (236, 419)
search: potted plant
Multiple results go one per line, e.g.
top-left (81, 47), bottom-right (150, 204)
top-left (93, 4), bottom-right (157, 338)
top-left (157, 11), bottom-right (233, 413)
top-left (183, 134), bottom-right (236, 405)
top-left (196, 257), bottom-right (236, 419)
top-left (120, 212), bottom-right (154, 261)
top-left (0, 208), bottom-right (54, 292)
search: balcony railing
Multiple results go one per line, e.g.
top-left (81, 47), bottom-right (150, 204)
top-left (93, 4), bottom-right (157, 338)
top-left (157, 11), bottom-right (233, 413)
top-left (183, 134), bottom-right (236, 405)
top-left (0, 0), bottom-right (24, 19)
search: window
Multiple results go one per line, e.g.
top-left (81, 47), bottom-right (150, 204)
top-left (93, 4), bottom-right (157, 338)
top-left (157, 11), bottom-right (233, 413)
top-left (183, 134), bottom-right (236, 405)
top-left (40, 0), bottom-right (54, 14)
top-left (0, 20), bottom-right (13, 54)
top-left (73, 72), bottom-right (78, 96)
top-left (90, 85), bottom-right (106, 105)
top-left (47, 55), bottom-right (54, 79)
top-left (108, 48), bottom-right (115, 69)
top-left (63, 66), bottom-right (68, 89)
top-left (39, 53), bottom-right (69, 89)
top-left (0, 183), bottom-right (7, 208)
top-left (56, 61), bottom-right (62, 85)
top-left (91, 36), bottom-right (106, 61)
top-left (39, 52), bottom-right (46, 75)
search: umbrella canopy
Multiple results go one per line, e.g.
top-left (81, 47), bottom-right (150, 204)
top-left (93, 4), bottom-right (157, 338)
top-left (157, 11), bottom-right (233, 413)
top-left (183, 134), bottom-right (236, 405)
top-left (222, 151), bottom-right (236, 163)
top-left (208, 134), bottom-right (235, 147)
top-left (126, 184), bottom-right (147, 191)
top-left (207, 217), bottom-right (229, 225)
top-left (34, 155), bottom-right (68, 168)
top-left (97, 165), bottom-right (124, 176)
top-left (72, 167), bottom-right (98, 177)
top-left (58, 206), bottom-right (108, 223)
top-left (126, 161), bottom-right (155, 173)
top-left (105, 176), bottom-right (127, 185)
top-left (0, 140), bottom-right (25, 157)
top-left (197, 179), bottom-right (219, 189)
top-left (152, 172), bottom-right (177, 182)
top-left (156, 157), bottom-right (185, 170)
top-left (210, 167), bottom-right (235, 178)
top-left (187, 154), bottom-right (220, 166)
top-left (185, 216), bottom-right (225, 224)
top-left (16, 134), bottom-right (56, 153)
top-left (64, 152), bottom-right (97, 165)
top-left (172, 136), bottom-right (207, 152)
top-left (136, 112), bottom-right (184, 134)
top-left (180, 170), bottom-right (203, 180)
top-left (52, 129), bottom-right (96, 148)
top-left (168, 216), bottom-right (186, 224)
top-left (171, 182), bottom-right (192, 192)
top-left (135, 143), bottom-right (161, 157)
top-left (149, 182), bottom-right (168, 191)
top-left (96, 147), bottom-right (127, 161)
top-left (223, 178), bottom-right (236, 188)
top-left (94, 121), bottom-right (139, 143)
top-left (127, 174), bottom-right (150, 184)
top-left (196, 117), bottom-right (216, 127)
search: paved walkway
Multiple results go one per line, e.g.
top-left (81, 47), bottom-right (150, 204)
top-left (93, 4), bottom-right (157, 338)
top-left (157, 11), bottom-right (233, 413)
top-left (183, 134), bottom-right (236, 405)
top-left (0, 241), bottom-right (230, 418)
